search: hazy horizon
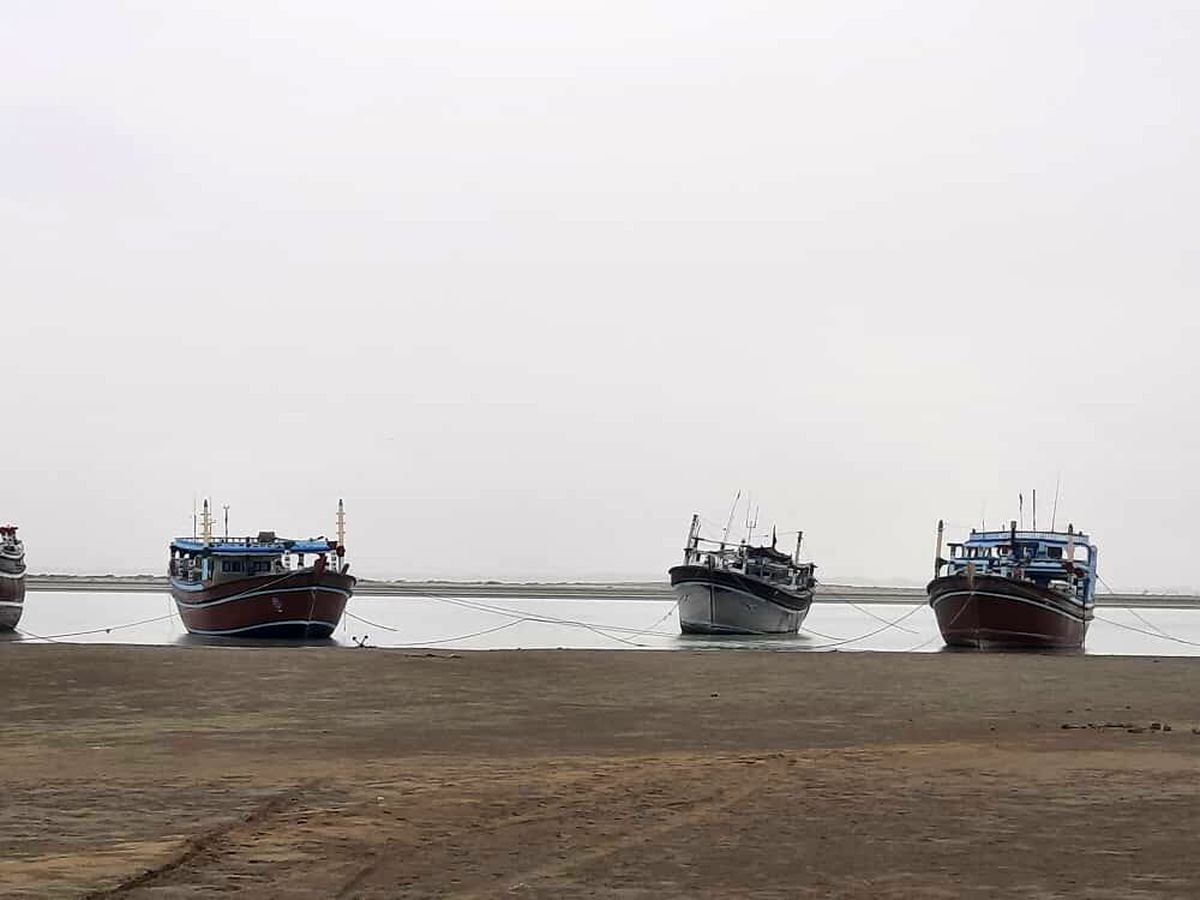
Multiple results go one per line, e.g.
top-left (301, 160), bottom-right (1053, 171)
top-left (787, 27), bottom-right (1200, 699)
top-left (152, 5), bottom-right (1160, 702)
top-left (4, 3), bottom-right (1199, 592)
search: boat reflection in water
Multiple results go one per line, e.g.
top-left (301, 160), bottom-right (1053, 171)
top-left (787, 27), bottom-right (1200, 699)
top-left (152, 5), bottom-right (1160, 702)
top-left (168, 500), bottom-right (355, 639)
top-left (927, 518), bottom-right (1097, 650)
top-left (669, 514), bottom-right (817, 635)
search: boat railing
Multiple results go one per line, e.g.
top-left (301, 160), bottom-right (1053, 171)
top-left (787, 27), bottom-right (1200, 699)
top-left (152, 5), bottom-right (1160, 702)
top-left (948, 557), bottom-right (1091, 599)
top-left (175, 536), bottom-right (292, 548)
top-left (172, 537), bottom-right (333, 553)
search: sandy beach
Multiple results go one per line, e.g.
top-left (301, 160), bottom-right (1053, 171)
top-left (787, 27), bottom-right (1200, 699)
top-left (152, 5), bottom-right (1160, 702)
top-left (3, 646), bottom-right (1200, 898)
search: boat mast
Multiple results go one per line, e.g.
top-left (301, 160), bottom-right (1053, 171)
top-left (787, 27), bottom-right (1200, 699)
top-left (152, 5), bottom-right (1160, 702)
top-left (1066, 523), bottom-right (1076, 588)
top-left (201, 499), bottom-right (214, 546)
top-left (720, 491), bottom-right (741, 550)
top-left (223, 504), bottom-right (230, 541)
top-left (684, 514), bottom-right (700, 563)
top-left (934, 519), bottom-right (944, 577)
top-left (794, 530), bottom-right (804, 565)
top-left (336, 499), bottom-right (347, 548)
top-left (1050, 474), bottom-right (1061, 532)
top-left (1033, 489), bottom-right (1037, 531)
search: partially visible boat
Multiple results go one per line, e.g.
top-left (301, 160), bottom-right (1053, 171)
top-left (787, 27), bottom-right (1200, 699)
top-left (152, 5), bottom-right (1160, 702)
top-left (927, 519), bottom-right (1097, 649)
top-left (168, 500), bottom-right (355, 639)
top-left (0, 525), bottom-right (26, 631)
top-left (668, 515), bottom-right (817, 635)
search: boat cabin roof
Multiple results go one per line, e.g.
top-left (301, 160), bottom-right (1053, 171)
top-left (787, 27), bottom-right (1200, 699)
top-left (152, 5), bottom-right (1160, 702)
top-left (745, 545), bottom-right (794, 563)
top-left (171, 537), bottom-right (333, 556)
top-left (957, 528), bottom-right (1093, 549)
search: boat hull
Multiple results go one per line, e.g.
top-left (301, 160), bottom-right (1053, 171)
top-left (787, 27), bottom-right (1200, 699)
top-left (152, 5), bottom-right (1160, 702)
top-left (669, 565), bottom-right (812, 635)
top-left (0, 570), bottom-right (25, 630)
top-left (927, 574), bottom-right (1091, 650)
top-left (170, 570), bottom-right (355, 639)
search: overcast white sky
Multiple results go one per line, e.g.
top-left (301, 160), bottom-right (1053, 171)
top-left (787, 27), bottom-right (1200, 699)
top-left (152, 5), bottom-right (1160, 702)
top-left (3, 2), bottom-right (1198, 588)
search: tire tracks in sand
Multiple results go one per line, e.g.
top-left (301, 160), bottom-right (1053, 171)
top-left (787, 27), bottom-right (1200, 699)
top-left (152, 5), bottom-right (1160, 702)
top-left (333, 753), bottom-right (803, 899)
top-left (82, 779), bottom-right (318, 898)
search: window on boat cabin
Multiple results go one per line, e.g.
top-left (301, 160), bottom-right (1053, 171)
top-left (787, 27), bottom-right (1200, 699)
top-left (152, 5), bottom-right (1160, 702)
top-left (220, 560), bottom-right (245, 573)
top-left (1047, 546), bottom-right (1063, 559)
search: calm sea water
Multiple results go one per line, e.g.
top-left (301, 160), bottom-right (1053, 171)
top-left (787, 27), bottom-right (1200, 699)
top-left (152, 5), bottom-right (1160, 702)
top-left (6, 590), bottom-right (1200, 655)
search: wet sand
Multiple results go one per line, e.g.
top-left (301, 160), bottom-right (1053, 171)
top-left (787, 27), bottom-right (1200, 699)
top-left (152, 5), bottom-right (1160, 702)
top-left (3, 647), bottom-right (1200, 898)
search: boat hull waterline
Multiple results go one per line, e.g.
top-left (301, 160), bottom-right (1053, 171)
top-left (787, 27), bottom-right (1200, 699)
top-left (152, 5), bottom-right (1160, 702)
top-left (927, 573), bottom-right (1091, 650)
top-left (170, 570), bottom-right (355, 639)
top-left (670, 565), bottom-right (813, 635)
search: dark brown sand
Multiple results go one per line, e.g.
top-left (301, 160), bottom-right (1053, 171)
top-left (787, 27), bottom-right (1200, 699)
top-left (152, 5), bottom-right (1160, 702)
top-left (2, 646), bottom-right (1200, 898)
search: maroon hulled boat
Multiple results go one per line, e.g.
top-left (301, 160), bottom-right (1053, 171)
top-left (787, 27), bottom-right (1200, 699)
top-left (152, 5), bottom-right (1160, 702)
top-left (168, 501), bottom-right (355, 639)
top-left (927, 519), bottom-right (1098, 650)
top-left (0, 525), bottom-right (26, 631)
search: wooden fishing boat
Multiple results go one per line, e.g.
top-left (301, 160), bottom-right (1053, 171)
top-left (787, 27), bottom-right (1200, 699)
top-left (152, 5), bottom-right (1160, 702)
top-left (669, 514), bottom-right (817, 635)
top-left (168, 501), bottom-right (355, 639)
top-left (0, 525), bottom-right (26, 631)
top-left (927, 519), bottom-right (1097, 649)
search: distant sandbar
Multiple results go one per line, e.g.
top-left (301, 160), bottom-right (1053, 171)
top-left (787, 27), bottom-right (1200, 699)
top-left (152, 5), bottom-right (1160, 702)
top-left (23, 573), bottom-right (1200, 607)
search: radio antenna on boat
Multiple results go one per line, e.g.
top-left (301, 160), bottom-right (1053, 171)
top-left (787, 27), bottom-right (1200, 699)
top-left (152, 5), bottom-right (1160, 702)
top-left (192, 496), bottom-right (197, 539)
top-left (1050, 474), bottom-right (1061, 532)
top-left (336, 499), bottom-right (346, 547)
top-left (745, 503), bottom-right (760, 547)
top-left (1032, 489), bottom-right (1037, 531)
top-left (794, 530), bottom-right (804, 564)
top-left (1018, 493), bottom-right (1024, 530)
top-left (222, 505), bottom-right (230, 541)
top-left (720, 491), bottom-right (741, 550)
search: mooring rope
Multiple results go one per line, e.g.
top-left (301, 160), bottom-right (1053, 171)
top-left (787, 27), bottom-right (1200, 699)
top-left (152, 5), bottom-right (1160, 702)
top-left (1090, 611), bottom-right (1200, 649)
top-left (345, 595), bottom-right (681, 648)
top-left (1091, 574), bottom-right (1200, 649)
top-left (342, 612), bottom-right (528, 647)
top-left (799, 601), bottom-right (931, 650)
top-left (15, 612), bottom-right (177, 643)
top-left (405, 590), bottom-right (682, 640)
